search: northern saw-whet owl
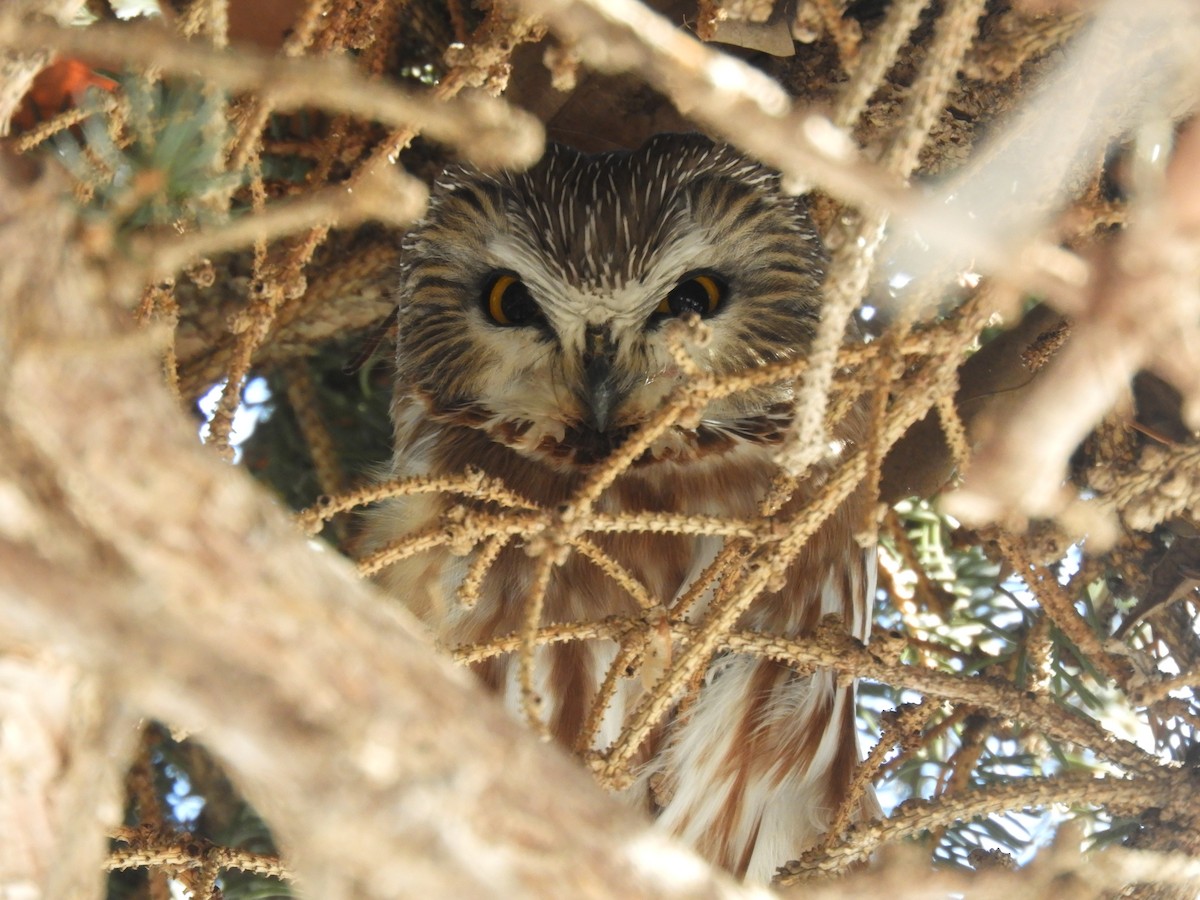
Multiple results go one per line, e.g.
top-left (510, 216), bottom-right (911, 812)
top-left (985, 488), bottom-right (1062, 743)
top-left (363, 133), bottom-right (876, 881)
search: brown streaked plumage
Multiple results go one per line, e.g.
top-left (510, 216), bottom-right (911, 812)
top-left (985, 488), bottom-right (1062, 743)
top-left (361, 133), bottom-right (877, 881)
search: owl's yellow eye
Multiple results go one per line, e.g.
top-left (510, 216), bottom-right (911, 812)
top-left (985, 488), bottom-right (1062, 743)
top-left (484, 273), bottom-right (542, 326)
top-left (657, 274), bottom-right (725, 318)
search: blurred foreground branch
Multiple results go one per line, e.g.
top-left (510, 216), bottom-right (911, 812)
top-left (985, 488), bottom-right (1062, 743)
top-left (0, 159), bottom-right (747, 899)
top-left (0, 17), bottom-right (544, 169)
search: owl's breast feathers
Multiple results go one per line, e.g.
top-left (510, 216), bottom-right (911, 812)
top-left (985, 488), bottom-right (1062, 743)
top-left (364, 395), bottom-right (875, 881)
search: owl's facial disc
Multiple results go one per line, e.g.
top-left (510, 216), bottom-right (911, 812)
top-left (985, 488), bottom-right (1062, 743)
top-left (475, 269), bottom-right (662, 444)
top-left (466, 267), bottom-right (742, 467)
top-left (395, 134), bottom-right (828, 469)
top-left (569, 274), bottom-right (729, 434)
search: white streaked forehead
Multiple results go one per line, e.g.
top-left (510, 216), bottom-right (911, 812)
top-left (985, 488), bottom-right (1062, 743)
top-left (485, 228), bottom-right (714, 330)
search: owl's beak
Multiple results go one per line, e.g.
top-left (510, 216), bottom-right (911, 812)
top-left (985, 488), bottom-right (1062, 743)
top-left (581, 325), bottom-right (620, 433)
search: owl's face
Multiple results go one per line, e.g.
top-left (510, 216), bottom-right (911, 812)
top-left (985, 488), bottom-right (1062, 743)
top-left (394, 133), bottom-right (827, 468)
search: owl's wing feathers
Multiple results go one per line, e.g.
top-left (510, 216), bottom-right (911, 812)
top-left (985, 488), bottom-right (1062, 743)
top-left (364, 418), bottom-right (875, 881)
top-left (644, 540), bottom-right (876, 882)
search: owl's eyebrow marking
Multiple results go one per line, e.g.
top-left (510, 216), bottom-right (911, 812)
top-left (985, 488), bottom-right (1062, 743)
top-left (410, 274), bottom-right (468, 294)
top-left (768, 261), bottom-right (819, 279)
top-left (582, 216), bottom-right (595, 271)
top-left (621, 215), bottom-right (633, 280)
top-left (445, 183), bottom-right (490, 216)
top-left (563, 193), bottom-right (576, 247)
top-left (730, 196), bottom-right (770, 231)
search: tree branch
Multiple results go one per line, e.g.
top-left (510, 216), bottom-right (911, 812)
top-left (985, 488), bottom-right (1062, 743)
top-left (1, 18), bottom-right (544, 170)
top-left (0, 159), bottom-right (747, 899)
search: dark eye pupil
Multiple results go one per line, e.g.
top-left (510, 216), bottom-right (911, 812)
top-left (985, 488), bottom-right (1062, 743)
top-left (668, 280), bottom-right (712, 316)
top-left (501, 281), bottom-right (538, 323)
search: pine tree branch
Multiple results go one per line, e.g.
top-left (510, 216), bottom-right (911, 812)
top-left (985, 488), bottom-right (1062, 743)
top-left (127, 165), bottom-right (428, 281)
top-left (778, 770), bottom-right (1191, 883)
top-left (0, 17), bottom-right (543, 169)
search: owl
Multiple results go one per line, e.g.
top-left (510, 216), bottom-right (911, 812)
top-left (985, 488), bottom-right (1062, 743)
top-left (363, 133), bottom-right (875, 881)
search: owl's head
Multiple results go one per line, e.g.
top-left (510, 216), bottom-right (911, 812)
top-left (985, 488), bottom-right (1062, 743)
top-left (394, 133), bottom-right (827, 468)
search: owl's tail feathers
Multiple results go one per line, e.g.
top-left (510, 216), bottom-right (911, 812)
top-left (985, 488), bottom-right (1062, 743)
top-left (641, 658), bottom-right (869, 883)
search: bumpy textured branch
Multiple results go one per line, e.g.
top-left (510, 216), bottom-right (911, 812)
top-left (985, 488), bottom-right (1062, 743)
top-left (777, 770), bottom-right (1188, 883)
top-left (0, 159), bottom-right (753, 900)
top-left (0, 18), bottom-right (545, 169)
